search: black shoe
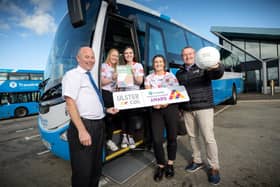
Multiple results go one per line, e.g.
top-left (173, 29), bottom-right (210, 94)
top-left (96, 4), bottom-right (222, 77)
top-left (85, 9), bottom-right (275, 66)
top-left (153, 166), bottom-right (165, 182)
top-left (165, 164), bottom-right (174, 178)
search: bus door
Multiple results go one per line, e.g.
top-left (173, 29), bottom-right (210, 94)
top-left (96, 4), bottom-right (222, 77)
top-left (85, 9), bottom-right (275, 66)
top-left (101, 16), bottom-right (155, 182)
top-left (101, 14), bottom-right (148, 159)
top-left (102, 14), bottom-right (141, 65)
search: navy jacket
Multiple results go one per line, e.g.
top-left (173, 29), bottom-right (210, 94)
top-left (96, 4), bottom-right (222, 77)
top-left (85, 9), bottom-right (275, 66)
top-left (176, 63), bottom-right (224, 111)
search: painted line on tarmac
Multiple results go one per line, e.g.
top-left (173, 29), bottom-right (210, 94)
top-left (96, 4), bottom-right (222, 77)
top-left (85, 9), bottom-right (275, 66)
top-left (25, 134), bottom-right (40, 140)
top-left (0, 115), bottom-right (37, 125)
top-left (99, 177), bottom-right (109, 186)
top-left (16, 127), bottom-right (34, 133)
top-left (37, 150), bottom-right (50, 156)
top-left (214, 105), bottom-right (231, 116)
top-left (239, 99), bottom-right (280, 103)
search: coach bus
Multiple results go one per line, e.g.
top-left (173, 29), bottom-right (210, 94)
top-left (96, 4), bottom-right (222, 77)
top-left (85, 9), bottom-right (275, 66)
top-left (0, 69), bottom-right (43, 120)
top-left (38, 0), bottom-right (244, 161)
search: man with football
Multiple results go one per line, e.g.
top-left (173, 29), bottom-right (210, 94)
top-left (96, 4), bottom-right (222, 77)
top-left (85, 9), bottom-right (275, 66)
top-left (176, 46), bottom-right (224, 185)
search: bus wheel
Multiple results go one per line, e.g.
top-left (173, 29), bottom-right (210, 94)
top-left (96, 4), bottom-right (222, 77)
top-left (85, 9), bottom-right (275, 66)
top-left (228, 86), bottom-right (237, 105)
top-left (15, 107), bottom-right (28, 118)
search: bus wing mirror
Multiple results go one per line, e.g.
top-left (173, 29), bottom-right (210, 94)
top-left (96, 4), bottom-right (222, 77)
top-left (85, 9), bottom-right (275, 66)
top-left (67, 0), bottom-right (86, 28)
top-left (169, 62), bottom-right (184, 70)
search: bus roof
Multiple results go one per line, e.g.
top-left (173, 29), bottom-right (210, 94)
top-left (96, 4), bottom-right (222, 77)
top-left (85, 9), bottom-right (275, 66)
top-left (117, 0), bottom-right (220, 47)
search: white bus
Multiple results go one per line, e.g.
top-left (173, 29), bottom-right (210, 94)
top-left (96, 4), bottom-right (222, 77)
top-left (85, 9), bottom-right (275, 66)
top-left (38, 0), bottom-right (243, 160)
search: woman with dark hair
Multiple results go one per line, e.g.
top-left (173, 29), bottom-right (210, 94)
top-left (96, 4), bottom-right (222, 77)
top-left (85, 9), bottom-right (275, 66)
top-left (120, 46), bottom-right (144, 149)
top-left (144, 54), bottom-right (180, 182)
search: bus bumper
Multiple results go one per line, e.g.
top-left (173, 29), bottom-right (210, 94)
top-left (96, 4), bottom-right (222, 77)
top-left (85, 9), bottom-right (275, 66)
top-left (38, 118), bottom-right (70, 160)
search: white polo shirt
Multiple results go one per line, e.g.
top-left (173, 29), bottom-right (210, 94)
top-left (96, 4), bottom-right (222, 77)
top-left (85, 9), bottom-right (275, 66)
top-left (62, 66), bottom-right (105, 120)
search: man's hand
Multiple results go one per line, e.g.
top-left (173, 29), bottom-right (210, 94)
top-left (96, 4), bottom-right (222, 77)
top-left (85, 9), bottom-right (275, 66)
top-left (207, 62), bottom-right (220, 70)
top-left (78, 129), bottom-right (92, 146)
top-left (106, 107), bottom-right (119, 114)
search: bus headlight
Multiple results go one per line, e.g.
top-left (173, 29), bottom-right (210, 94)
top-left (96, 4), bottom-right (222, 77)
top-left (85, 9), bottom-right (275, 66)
top-left (60, 131), bottom-right (68, 141)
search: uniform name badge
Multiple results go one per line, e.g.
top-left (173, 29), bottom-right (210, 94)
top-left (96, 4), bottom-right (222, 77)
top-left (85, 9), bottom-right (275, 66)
top-left (113, 85), bottom-right (189, 110)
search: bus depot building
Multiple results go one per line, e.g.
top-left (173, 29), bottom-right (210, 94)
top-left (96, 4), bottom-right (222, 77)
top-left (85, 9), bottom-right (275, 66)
top-left (211, 26), bottom-right (280, 94)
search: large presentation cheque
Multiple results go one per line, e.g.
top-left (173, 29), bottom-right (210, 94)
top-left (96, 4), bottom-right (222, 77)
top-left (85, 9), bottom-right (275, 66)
top-left (113, 85), bottom-right (189, 110)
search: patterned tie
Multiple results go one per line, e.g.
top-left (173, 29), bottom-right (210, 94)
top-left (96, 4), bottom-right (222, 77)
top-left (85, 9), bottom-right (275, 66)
top-left (86, 71), bottom-right (105, 112)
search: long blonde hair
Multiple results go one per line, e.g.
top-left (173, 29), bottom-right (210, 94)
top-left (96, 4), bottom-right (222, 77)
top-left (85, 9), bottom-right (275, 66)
top-left (105, 48), bottom-right (119, 70)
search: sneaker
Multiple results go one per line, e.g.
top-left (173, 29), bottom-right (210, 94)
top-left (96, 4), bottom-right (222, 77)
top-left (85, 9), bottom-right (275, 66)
top-left (121, 134), bottom-right (128, 148)
top-left (185, 161), bottom-right (204, 172)
top-left (128, 135), bottom-right (136, 149)
top-left (106, 140), bottom-right (119, 151)
top-left (208, 168), bottom-right (220, 185)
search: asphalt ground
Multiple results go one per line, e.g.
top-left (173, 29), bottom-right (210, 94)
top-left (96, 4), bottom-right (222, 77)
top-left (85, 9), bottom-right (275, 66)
top-left (103, 98), bottom-right (280, 187)
top-left (0, 94), bottom-right (280, 187)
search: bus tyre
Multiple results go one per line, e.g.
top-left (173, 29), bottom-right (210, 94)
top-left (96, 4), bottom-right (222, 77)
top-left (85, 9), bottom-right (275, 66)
top-left (15, 107), bottom-right (28, 118)
top-left (228, 86), bottom-right (237, 105)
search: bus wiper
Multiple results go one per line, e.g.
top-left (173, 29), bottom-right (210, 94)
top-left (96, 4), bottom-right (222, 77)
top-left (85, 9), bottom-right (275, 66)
top-left (40, 83), bottom-right (62, 102)
top-left (39, 78), bottom-right (50, 89)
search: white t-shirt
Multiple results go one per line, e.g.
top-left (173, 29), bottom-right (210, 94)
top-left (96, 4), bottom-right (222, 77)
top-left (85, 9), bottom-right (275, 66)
top-left (62, 66), bottom-right (105, 120)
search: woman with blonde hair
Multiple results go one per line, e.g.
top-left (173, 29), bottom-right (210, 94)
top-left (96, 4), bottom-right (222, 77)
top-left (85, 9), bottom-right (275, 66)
top-left (101, 48), bottom-right (120, 151)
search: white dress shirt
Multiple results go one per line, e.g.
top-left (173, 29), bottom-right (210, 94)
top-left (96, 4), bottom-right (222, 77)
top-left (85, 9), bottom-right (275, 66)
top-left (62, 66), bottom-right (105, 120)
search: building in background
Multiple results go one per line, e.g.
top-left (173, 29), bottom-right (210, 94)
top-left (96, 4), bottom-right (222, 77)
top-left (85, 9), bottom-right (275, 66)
top-left (211, 26), bottom-right (280, 93)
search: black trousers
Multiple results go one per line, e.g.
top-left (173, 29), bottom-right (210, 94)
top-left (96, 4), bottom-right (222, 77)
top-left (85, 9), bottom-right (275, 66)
top-left (67, 118), bottom-right (105, 187)
top-left (102, 89), bottom-right (115, 140)
top-left (120, 109), bottom-right (144, 135)
top-left (150, 104), bottom-right (178, 165)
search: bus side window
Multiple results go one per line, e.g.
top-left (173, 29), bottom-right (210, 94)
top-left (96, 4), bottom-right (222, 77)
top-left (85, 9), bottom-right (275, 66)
top-left (0, 93), bottom-right (10, 105)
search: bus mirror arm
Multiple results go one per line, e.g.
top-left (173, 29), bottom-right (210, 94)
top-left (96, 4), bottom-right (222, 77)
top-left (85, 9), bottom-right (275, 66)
top-left (169, 62), bottom-right (184, 70)
top-left (39, 78), bottom-right (50, 90)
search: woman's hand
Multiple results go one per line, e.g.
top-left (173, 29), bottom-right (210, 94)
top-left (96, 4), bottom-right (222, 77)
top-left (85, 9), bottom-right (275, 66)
top-left (112, 72), bottom-right (118, 81)
top-left (153, 105), bottom-right (161, 109)
top-left (160, 104), bottom-right (168, 108)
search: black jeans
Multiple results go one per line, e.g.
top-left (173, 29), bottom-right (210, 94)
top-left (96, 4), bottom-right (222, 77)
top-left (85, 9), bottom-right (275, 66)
top-left (150, 104), bottom-right (178, 165)
top-left (120, 109), bottom-right (144, 135)
top-left (67, 118), bottom-right (105, 187)
top-left (102, 89), bottom-right (115, 140)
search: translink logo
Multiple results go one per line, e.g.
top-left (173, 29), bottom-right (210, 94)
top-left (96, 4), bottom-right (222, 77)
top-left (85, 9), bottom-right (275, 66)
top-left (9, 81), bottom-right (17, 88)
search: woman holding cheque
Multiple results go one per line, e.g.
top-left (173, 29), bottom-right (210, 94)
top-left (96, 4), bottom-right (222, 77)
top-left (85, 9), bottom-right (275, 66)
top-left (144, 54), bottom-right (180, 182)
top-left (119, 46), bottom-right (144, 149)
